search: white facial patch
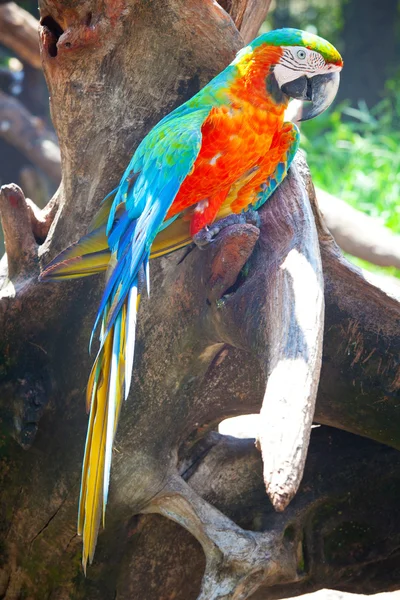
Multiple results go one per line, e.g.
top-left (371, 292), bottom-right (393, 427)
top-left (274, 46), bottom-right (339, 88)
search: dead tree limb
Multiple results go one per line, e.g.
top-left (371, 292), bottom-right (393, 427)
top-left (0, 2), bottom-right (42, 69)
top-left (0, 184), bottom-right (37, 281)
top-left (19, 166), bottom-right (52, 208)
top-left (0, 2), bottom-right (399, 599)
top-left (218, 0), bottom-right (272, 43)
top-left (255, 160), bottom-right (324, 511)
top-left (317, 187), bottom-right (400, 270)
top-left (0, 89), bottom-right (61, 182)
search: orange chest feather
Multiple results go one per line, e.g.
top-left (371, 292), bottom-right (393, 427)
top-left (172, 101), bottom-right (286, 212)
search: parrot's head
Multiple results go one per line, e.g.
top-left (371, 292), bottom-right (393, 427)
top-left (238, 28), bottom-right (343, 120)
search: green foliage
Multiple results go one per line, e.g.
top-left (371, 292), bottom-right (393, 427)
top-left (301, 86), bottom-right (400, 277)
top-left (260, 1), bottom-right (400, 278)
top-left (0, 50), bottom-right (12, 68)
top-left (301, 95), bottom-right (400, 235)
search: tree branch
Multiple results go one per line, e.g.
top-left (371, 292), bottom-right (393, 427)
top-left (0, 183), bottom-right (37, 281)
top-left (255, 160), bottom-right (324, 511)
top-left (0, 2), bottom-right (42, 69)
top-left (19, 166), bottom-right (51, 209)
top-left (217, 0), bottom-right (272, 43)
top-left (317, 187), bottom-right (400, 270)
top-left (127, 427), bottom-right (400, 600)
top-left (240, 1), bottom-right (272, 44)
top-left (0, 90), bottom-right (61, 182)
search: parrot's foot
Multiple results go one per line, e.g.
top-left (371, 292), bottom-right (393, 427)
top-left (193, 209), bottom-right (261, 248)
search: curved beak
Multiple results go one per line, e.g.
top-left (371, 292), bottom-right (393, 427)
top-left (281, 71), bottom-right (341, 121)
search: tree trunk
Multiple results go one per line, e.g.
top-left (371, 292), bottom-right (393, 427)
top-left (0, 2), bottom-right (399, 599)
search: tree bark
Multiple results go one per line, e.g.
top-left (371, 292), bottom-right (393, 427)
top-left (218, 0), bottom-right (272, 43)
top-left (0, 2), bottom-right (399, 599)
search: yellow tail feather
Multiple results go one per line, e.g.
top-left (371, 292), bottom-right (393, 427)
top-left (79, 331), bottom-right (113, 571)
top-left (79, 301), bottom-right (128, 571)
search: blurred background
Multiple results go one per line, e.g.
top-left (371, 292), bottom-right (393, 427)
top-left (0, 0), bottom-right (60, 214)
top-left (262, 0), bottom-right (400, 279)
top-left (0, 0), bottom-right (399, 279)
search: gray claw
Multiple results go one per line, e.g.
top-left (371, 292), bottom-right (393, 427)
top-left (244, 208), bottom-right (261, 228)
top-left (193, 209), bottom-right (260, 249)
top-left (192, 227), bottom-right (214, 248)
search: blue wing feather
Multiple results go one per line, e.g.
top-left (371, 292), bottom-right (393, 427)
top-left (93, 107), bottom-right (210, 350)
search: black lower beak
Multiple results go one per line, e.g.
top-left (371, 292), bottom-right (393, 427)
top-left (281, 71), bottom-right (340, 121)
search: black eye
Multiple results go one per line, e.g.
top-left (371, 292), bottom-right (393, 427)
top-left (297, 49), bottom-right (306, 60)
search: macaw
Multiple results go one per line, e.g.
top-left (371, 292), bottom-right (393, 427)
top-left (40, 28), bottom-right (343, 569)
